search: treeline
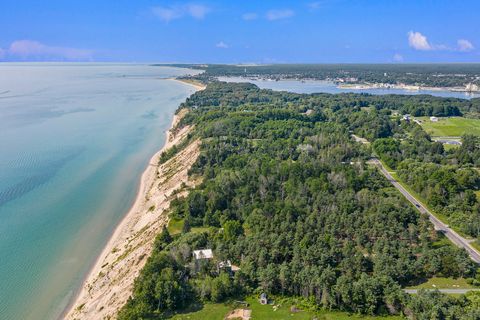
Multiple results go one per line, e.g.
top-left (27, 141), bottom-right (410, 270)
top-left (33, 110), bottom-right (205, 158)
top-left (119, 82), bottom-right (480, 319)
top-left (162, 63), bottom-right (480, 88)
top-left (397, 161), bottom-right (480, 237)
top-left (373, 131), bottom-right (480, 237)
top-left (181, 82), bottom-right (480, 117)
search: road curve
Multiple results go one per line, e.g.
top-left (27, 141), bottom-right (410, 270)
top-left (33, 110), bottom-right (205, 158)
top-left (369, 157), bottom-right (480, 264)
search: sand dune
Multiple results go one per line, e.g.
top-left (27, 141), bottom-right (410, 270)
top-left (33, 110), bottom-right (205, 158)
top-left (65, 99), bottom-right (201, 320)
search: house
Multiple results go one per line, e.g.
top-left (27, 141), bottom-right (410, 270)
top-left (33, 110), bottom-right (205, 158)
top-left (259, 293), bottom-right (268, 305)
top-left (435, 139), bottom-right (462, 146)
top-left (403, 114), bottom-right (411, 122)
top-left (430, 116), bottom-right (439, 122)
top-left (217, 260), bottom-right (241, 275)
top-left (217, 260), bottom-right (232, 273)
top-left (193, 249), bottom-right (213, 260)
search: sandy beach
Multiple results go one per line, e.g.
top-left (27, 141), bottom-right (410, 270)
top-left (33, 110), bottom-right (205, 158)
top-left (171, 78), bottom-right (206, 91)
top-left (65, 80), bottom-right (204, 320)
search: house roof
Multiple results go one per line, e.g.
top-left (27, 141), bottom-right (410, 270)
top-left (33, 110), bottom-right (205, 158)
top-left (218, 260), bottom-right (232, 268)
top-left (193, 249), bottom-right (213, 260)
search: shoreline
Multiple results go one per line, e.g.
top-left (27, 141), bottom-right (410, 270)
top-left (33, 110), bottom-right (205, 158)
top-left (170, 77), bottom-right (206, 91)
top-left (63, 79), bottom-right (203, 320)
top-left (61, 113), bottom-right (176, 319)
top-left (337, 82), bottom-right (479, 94)
top-left (221, 75), bottom-right (480, 94)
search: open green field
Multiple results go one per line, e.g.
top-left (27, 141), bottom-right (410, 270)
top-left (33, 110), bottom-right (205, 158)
top-left (167, 217), bottom-right (210, 235)
top-left (416, 116), bottom-right (480, 137)
top-left (406, 277), bottom-right (475, 290)
top-left (169, 297), bottom-right (404, 320)
top-left (443, 144), bottom-right (460, 151)
top-left (170, 303), bottom-right (231, 320)
top-left (167, 217), bottom-right (184, 235)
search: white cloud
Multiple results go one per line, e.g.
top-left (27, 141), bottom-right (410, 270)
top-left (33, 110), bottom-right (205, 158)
top-left (151, 4), bottom-right (210, 22)
top-left (407, 31), bottom-right (476, 53)
top-left (308, 2), bottom-right (323, 10)
top-left (186, 4), bottom-right (209, 19)
top-left (457, 39), bottom-right (474, 52)
top-left (266, 9), bottom-right (294, 21)
top-left (393, 53), bottom-right (404, 62)
top-left (242, 12), bottom-right (258, 20)
top-left (151, 7), bottom-right (182, 22)
top-left (407, 31), bottom-right (432, 51)
top-left (216, 41), bottom-right (229, 49)
top-left (7, 40), bottom-right (93, 60)
top-left (0, 47), bottom-right (5, 59)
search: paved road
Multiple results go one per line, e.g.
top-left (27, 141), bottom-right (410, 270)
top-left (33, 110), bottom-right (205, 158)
top-left (369, 157), bottom-right (480, 264)
top-left (404, 288), bottom-right (480, 294)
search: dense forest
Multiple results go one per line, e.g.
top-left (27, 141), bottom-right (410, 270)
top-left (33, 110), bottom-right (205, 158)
top-left (373, 127), bottom-right (480, 238)
top-left (119, 82), bottom-right (480, 319)
top-left (162, 64), bottom-right (480, 88)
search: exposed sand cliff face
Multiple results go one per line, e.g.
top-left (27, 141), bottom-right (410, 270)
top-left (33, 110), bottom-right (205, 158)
top-left (66, 108), bottom-right (200, 320)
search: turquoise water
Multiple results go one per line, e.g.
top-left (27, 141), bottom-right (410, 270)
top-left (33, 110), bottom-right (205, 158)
top-left (0, 64), bottom-right (198, 320)
top-left (219, 77), bottom-right (480, 99)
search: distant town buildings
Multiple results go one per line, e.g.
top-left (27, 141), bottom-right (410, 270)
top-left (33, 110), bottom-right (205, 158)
top-left (466, 83), bottom-right (480, 92)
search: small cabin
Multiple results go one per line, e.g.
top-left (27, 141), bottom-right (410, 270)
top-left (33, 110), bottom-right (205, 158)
top-left (430, 116), bottom-right (439, 122)
top-left (217, 260), bottom-right (232, 273)
top-left (192, 249), bottom-right (213, 260)
top-left (217, 260), bottom-right (241, 275)
top-left (259, 293), bottom-right (268, 305)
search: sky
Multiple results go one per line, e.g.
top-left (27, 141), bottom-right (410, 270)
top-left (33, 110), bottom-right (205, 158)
top-left (1, 0), bottom-right (479, 63)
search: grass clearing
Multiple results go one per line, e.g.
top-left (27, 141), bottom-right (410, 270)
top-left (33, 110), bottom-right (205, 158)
top-left (245, 296), bottom-right (314, 320)
top-left (471, 241), bottom-right (480, 252)
top-left (443, 144), bottom-right (460, 151)
top-left (169, 297), bottom-right (404, 320)
top-left (406, 277), bottom-right (475, 290)
top-left (168, 218), bottom-right (210, 235)
top-left (191, 226), bottom-right (210, 233)
top-left (167, 217), bottom-right (184, 235)
top-left (170, 303), bottom-right (231, 320)
top-left (416, 116), bottom-right (480, 137)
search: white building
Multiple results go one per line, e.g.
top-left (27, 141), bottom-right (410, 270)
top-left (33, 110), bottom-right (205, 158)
top-left (430, 116), bottom-right (439, 122)
top-left (193, 249), bottom-right (213, 260)
top-left (466, 83), bottom-right (480, 92)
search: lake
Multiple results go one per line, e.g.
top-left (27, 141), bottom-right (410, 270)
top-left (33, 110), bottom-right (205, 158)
top-left (0, 63), bottom-right (198, 320)
top-left (218, 77), bottom-right (480, 99)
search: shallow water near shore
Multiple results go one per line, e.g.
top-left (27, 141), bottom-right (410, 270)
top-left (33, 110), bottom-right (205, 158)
top-left (0, 63), bottom-right (198, 320)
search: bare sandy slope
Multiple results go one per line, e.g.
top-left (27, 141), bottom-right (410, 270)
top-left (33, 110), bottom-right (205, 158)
top-left (65, 107), bottom-right (200, 320)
